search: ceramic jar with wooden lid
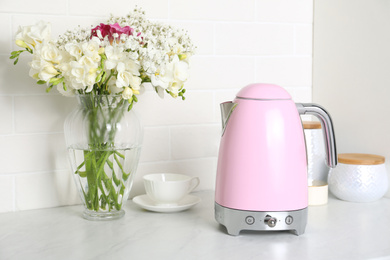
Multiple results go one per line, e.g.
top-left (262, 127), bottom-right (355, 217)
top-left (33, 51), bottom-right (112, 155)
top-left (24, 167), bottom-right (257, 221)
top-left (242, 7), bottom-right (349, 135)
top-left (328, 153), bottom-right (389, 202)
top-left (303, 121), bottom-right (329, 185)
top-left (303, 121), bottom-right (330, 205)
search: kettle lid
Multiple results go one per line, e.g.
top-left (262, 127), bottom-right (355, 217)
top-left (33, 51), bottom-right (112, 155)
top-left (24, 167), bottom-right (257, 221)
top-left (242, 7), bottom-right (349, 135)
top-left (236, 83), bottom-right (292, 100)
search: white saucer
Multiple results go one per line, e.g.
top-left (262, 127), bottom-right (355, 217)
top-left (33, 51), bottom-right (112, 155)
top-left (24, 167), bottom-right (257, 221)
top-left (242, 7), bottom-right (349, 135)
top-left (132, 194), bottom-right (201, 213)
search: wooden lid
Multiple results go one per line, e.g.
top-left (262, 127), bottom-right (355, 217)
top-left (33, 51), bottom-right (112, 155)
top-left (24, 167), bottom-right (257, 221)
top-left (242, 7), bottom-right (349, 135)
top-left (338, 153), bottom-right (385, 165)
top-left (303, 121), bottom-right (321, 129)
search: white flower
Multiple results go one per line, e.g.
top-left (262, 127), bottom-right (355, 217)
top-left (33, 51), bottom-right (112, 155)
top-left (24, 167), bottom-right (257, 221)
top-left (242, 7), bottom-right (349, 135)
top-left (123, 58), bottom-right (140, 76)
top-left (115, 62), bottom-right (141, 91)
top-left (28, 52), bottom-right (59, 82)
top-left (29, 57), bottom-right (42, 79)
top-left (69, 61), bottom-right (86, 90)
top-left (105, 45), bottom-right (125, 70)
top-left (15, 21), bottom-right (51, 48)
top-left (167, 82), bottom-right (182, 97)
top-left (172, 55), bottom-right (189, 82)
top-left (108, 77), bottom-right (122, 94)
top-left (82, 37), bottom-right (101, 62)
top-left (150, 55), bottom-right (186, 90)
top-left (38, 61), bottom-right (59, 81)
top-left (150, 56), bottom-right (189, 98)
top-left (39, 42), bottom-right (62, 64)
top-left (65, 42), bottom-right (82, 60)
top-left (129, 76), bottom-right (142, 92)
top-left (116, 70), bottom-right (132, 89)
top-left (151, 73), bottom-right (170, 90)
top-left (122, 87), bottom-right (133, 99)
top-left (69, 56), bottom-right (99, 92)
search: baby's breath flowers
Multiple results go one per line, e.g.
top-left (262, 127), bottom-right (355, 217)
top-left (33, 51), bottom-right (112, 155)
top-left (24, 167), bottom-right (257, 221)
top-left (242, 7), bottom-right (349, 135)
top-left (10, 8), bottom-right (195, 110)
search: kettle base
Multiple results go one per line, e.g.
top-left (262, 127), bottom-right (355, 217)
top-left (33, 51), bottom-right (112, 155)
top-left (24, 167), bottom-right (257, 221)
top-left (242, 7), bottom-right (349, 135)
top-left (215, 203), bottom-right (307, 236)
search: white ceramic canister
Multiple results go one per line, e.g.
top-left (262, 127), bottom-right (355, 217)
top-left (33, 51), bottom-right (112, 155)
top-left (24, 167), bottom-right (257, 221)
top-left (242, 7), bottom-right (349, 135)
top-left (328, 153), bottom-right (389, 203)
top-left (303, 121), bottom-right (330, 205)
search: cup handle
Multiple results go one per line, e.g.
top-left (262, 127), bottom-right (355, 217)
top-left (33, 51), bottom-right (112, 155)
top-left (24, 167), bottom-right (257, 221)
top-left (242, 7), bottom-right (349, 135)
top-left (189, 177), bottom-right (200, 192)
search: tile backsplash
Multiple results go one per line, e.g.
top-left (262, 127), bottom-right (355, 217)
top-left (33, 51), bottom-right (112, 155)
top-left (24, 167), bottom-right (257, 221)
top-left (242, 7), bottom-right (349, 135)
top-left (0, 0), bottom-right (313, 212)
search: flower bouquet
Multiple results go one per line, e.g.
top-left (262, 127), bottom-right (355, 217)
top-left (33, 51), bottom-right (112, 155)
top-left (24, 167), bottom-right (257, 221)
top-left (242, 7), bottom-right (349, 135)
top-left (10, 8), bottom-right (195, 219)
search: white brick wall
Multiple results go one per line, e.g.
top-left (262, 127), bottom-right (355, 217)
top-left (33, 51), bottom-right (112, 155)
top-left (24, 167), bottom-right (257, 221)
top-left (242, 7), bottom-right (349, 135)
top-left (0, 0), bottom-right (313, 212)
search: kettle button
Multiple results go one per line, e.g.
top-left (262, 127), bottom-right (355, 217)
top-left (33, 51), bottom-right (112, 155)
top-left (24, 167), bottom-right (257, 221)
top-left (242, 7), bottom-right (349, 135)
top-left (285, 215), bottom-right (294, 225)
top-left (245, 216), bottom-right (255, 225)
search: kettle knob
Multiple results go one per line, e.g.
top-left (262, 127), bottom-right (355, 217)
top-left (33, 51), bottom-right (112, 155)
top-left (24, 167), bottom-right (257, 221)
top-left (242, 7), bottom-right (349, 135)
top-left (264, 215), bottom-right (277, 228)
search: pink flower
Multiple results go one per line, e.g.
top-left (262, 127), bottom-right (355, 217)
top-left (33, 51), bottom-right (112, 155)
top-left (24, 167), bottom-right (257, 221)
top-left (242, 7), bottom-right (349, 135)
top-left (91, 23), bottom-right (136, 43)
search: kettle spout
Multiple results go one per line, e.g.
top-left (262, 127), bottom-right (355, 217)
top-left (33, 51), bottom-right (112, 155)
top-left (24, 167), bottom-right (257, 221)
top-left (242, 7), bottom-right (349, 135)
top-left (220, 101), bottom-right (237, 135)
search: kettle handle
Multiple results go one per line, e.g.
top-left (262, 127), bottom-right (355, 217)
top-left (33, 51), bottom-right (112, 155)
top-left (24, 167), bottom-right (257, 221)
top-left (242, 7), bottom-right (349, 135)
top-left (296, 103), bottom-right (338, 168)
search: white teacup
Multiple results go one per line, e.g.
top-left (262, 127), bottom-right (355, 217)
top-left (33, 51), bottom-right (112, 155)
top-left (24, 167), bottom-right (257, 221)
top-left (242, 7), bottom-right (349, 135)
top-left (143, 173), bottom-right (200, 205)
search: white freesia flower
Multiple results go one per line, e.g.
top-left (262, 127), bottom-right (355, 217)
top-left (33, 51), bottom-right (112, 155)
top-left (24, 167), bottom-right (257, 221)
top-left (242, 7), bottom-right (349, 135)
top-left (105, 45), bottom-right (125, 70)
top-left (151, 73), bottom-right (170, 90)
top-left (115, 62), bottom-right (142, 92)
top-left (39, 42), bottom-right (62, 64)
top-left (28, 46), bottom-right (59, 82)
top-left (69, 56), bottom-right (99, 92)
top-left (116, 66), bottom-right (133, 89)
top-left (150, 55), bottom-right (188, 92)
top-left (129, 76), bottom-right (142, 92)
top-left (38, 61), bottom-right (59, 81)
top-left (29, 57), bottom-right (42, 79)
top-left (172, 56), bottom-right (189, 82)
top-left (108, 77), bottom-right (122, 94)
top-left (15, 21), bottom-right (51, 48)
top-left (121, 87), bottom-right (133, 99)
top-left (65, 42), bottom-right (82, 60)
top-left (123, 58), bottom-right (140, 76)
top-left (82, 37), bottom-right (101, 62)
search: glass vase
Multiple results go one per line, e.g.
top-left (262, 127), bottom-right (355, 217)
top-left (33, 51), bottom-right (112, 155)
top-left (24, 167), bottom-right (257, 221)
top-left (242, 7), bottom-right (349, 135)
top-left (64, 94), bottom-right (143, 220)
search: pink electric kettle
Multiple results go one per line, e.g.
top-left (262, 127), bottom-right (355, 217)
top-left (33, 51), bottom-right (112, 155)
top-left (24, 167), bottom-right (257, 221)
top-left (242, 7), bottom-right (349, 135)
top-left (215, 83), bottom-right (337, 235)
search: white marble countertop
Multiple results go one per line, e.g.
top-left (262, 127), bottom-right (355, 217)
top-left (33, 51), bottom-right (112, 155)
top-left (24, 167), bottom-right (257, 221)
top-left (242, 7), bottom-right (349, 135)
top-left (1, 190), bottom-right (390, 260)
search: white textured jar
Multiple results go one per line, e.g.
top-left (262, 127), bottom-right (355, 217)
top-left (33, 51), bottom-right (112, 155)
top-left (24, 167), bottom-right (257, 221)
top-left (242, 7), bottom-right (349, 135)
top-left (304, 121), bottom-right (330, 205)
top-left (328, 153), bottom-right (389, 202)
top-left (303, 121), bottom-right (329, 185)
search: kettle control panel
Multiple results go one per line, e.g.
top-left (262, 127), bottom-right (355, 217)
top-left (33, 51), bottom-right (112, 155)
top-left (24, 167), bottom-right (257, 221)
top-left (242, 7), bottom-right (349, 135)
top-left (243, 214), bottom-right (294, 228)
top-left (215, 203), bottom-right (307, 236)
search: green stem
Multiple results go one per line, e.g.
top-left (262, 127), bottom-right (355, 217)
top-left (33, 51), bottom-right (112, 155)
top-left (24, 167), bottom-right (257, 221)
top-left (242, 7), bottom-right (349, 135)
top-left (77, 94), bottom-right (131, 212)
top-left (84, 150), bottom-right (98, 210)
